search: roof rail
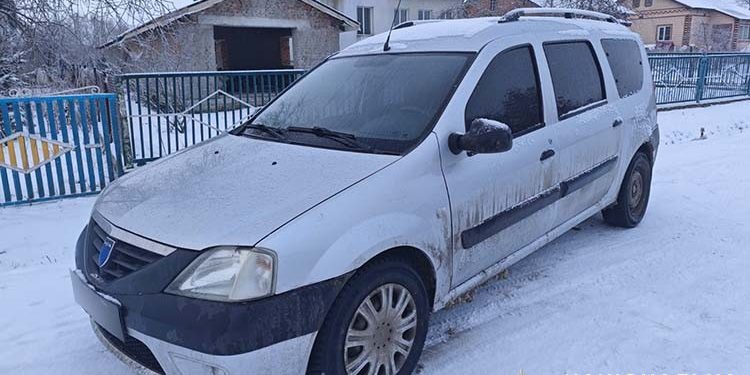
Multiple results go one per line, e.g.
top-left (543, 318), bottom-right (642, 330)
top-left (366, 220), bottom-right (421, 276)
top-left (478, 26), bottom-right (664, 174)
top-left (499, 7), bottom-right (632, 27)
top-left (393, 19), bottom-right (444, 30)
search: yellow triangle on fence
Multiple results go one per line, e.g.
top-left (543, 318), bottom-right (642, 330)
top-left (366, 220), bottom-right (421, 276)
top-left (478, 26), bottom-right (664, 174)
top-left (0, 133), bottom-right (73, 174)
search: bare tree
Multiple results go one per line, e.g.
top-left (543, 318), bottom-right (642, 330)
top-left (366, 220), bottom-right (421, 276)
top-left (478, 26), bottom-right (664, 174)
top-left (537, 0), bottom-right (631, 18)
top-left (0, 0), bottom-right (19, 28)
top-left (0, 0), bottom-right (175, 95)
top-left (4, 0), bottom-right (172, 30)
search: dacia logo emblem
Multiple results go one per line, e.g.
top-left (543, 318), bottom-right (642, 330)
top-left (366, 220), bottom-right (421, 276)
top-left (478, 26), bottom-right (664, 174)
top-left (98, 238), bottom-right (116, 268)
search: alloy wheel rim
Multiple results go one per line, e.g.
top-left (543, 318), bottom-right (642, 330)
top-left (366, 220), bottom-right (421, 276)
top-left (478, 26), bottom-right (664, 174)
top-left (343, 283), bottom-right (418, 375)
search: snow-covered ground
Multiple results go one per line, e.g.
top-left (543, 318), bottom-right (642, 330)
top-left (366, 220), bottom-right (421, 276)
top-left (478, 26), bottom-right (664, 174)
top-left (1, 101), bottom-right (749, 374)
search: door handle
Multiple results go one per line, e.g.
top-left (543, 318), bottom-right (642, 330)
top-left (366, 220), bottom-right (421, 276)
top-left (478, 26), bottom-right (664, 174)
top-left (612, 118), bottom-right (624, 128)
top-left (540, 149), bottom-right (556, 161)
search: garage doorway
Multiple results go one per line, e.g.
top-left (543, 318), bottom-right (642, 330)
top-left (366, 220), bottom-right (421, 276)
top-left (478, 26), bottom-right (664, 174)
top-left (214, 27), bottom-right (294, 71)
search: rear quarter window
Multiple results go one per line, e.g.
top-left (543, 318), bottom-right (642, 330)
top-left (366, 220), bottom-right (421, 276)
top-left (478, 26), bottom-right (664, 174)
top-left (543, 41), bottom-right (606, 119)
top-left (601, 39), bottom-right (645, 98)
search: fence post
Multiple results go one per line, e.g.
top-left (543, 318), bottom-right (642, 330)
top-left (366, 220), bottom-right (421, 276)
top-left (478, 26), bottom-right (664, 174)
top-left (114, 75), bottom-right (134, 168)
top-left (695, 55), bottom-right (708, 103)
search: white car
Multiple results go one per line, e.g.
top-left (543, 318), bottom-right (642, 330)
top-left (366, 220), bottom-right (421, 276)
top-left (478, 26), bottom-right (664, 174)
top-left (72, 8), bottom-right (659, 375)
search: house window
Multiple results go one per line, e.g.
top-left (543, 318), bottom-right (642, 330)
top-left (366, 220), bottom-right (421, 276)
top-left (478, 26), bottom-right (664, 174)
top-left (357, 6), bottom-right (373, 35)
top-left (439, 10), bottom-right (454, 19)
top-left (633, 0), bottom-right (640, 8)
top-left (740, 24), bottom-right (750, 40)
top-left (645, 0), bottom-right (653, 6)
top-left (657, 25), bottom-right (672, 41)
top-left (490, 0), bottom-right (498, 11)
top-left (393, 8), bottom-right (409, 25)
top-left (418, 10), bottom-right (432, 20)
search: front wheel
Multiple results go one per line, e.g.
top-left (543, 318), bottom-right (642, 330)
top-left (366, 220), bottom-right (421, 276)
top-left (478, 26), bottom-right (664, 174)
top-left (602, 151), bottom-right (653, 228)
top-left (307, 257), bottom-right (430, 375)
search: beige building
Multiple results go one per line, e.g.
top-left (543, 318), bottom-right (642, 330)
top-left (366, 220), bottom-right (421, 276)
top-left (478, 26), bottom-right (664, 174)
top-left (629, 0), bottom-right (750, 51)
top-left (103, 0), bottom-right (358, 72)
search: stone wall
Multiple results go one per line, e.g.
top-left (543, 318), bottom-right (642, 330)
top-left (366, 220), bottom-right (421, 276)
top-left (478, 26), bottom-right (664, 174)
top-left (108, 0), bottom-right (344, 73)
top-left (105, 20), bottom-right (216, 73)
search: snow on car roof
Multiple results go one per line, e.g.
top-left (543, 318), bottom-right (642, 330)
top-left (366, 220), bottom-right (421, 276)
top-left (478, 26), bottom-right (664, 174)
top-left (339, 16), bottom-right (635, 56)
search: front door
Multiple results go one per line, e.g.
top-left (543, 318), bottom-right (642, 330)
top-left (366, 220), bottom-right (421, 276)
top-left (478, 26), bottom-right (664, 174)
top-left (439, 43), bottom-right (559, 286)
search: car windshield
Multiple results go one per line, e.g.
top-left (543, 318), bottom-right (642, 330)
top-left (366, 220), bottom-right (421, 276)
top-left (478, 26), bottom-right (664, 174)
top-left (243, 53), bottom-right (472, 154)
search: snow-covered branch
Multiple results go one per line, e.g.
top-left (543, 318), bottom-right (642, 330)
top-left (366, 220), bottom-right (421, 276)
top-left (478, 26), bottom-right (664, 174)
top-left (536, 0), bottom-right (632, 18)
top-left (0, 0), bottom-right (178, 95)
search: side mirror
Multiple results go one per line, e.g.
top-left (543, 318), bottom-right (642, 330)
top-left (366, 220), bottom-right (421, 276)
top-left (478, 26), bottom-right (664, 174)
top-left (448, 118), bottom-right (513, 156)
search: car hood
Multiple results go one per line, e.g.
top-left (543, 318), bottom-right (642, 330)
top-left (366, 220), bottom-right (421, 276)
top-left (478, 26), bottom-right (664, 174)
top-left (95, 134), bottom-right (397, 250)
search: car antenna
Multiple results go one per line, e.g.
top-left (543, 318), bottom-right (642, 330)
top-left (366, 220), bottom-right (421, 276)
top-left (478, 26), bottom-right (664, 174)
top-left (383, 0), bottom-right (403, 51)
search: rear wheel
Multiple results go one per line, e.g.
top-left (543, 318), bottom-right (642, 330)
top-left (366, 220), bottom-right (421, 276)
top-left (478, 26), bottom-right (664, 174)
top-left (602, 151), bottom-right (653, 228)
top-left (307, 257), bottom-right (430, 375)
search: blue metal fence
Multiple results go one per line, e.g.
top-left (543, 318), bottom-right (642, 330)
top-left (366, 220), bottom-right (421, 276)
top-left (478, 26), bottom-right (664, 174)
top-left (648, 53), bottom-right (750, 105)
top-left (0, 94), bottom-right (124, 206)
top-left (116, 58), bottom-right (750, 164)
top-left (118, 70), bottom-right (305, 165)
top-left (1, 57), bottom-right (748, 206)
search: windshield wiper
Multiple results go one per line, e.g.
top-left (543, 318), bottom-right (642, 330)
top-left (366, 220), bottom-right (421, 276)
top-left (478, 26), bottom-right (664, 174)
top-left (287, 126), bottom-right (374, 152)
top-left (244, 124), bottom-right (287, 140)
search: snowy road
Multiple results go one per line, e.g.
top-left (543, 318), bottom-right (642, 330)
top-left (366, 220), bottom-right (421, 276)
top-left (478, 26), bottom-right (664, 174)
top-left (1, 101), bottom-right (749, 374)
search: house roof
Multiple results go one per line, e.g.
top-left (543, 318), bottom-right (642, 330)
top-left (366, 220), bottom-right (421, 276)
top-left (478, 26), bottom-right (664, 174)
top-left (672, 0), bottom-right (750, 20)
top-left (101, 0), bottom-right (359, 48)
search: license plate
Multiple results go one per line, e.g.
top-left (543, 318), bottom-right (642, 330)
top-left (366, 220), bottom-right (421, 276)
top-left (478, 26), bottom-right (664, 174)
top-left (70, 270), bottom-right (126, 341)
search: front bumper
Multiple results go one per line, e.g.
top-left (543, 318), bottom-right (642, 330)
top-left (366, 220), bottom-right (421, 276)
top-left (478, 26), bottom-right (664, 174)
top-left (92, 320), bottom-right (316, 375)
top-left (72, 223), bottom-right (351, 374)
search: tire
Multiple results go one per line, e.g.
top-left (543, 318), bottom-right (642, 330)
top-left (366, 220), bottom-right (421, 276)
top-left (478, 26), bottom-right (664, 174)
top-left (602, 151), bottom-right (653, 228)
top-left (307, 257), bottom-right (431, 375)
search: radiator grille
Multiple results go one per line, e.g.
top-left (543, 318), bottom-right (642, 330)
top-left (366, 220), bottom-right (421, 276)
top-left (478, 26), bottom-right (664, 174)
top-left (87, 220), bottom-right (164, 281)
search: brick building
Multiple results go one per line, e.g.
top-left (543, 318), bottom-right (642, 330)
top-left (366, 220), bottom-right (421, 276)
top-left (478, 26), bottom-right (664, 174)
top-left (463, 0), bottom-right (542, 17)
top-left (102, 0), bottom-right (358, 72)
top-left (628, 0), bottom-right (750, 51)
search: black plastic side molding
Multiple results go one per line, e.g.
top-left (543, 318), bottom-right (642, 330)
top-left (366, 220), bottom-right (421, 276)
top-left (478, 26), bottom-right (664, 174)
top-left (461, 156), bottom-right (618, 249)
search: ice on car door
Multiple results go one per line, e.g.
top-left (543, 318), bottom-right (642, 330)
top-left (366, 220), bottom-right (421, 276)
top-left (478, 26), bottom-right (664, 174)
top-left (440, 45), bottom-right (559, 286)
top-left (542, 40), bottom-right (623, 220)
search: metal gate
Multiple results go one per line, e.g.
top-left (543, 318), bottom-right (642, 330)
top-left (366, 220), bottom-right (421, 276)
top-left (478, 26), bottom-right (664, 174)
top-left (0, 94), bottom-right (124, 206)
top-left (649, 53), bottom-right (750, 105)
top-left (118, 70), bottom-right (305, 166)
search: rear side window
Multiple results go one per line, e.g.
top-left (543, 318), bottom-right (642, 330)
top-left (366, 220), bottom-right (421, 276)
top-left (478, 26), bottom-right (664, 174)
top-left (465, 46), bottom-right (543, 136)
top-left (601, 39), bottom-right (644, 98)
top-left (544, 41), bottom-right (605, 119)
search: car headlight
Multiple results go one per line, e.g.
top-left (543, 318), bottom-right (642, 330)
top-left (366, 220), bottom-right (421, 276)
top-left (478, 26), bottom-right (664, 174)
top-left (166, 247), bottom-right (275, 302)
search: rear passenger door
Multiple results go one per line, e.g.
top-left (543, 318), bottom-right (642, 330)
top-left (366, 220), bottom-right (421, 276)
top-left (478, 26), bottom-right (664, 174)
top-left (542, 40), bottom-right (623, 224)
